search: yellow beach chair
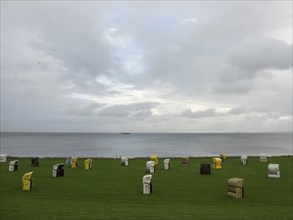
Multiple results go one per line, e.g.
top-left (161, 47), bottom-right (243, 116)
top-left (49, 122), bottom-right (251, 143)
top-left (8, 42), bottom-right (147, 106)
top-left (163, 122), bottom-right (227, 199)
top-left (22, 171), bottom-right (33, 190)
top-left (212, 158), bottom-right (222, 169)
top-left (84, 158), bottom-right (92, 170)
top-left (150, 155), bottom-right (158, 165)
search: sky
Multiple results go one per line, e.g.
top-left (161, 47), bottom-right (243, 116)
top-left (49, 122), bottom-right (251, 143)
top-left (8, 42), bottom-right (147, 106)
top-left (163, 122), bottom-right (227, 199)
top-left (1, 1), bottom-right (292, 133)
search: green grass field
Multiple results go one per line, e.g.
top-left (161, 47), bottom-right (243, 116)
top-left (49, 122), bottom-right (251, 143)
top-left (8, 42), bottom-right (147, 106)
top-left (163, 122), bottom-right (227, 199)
top-left (1, 156), bottom-right (292, 220)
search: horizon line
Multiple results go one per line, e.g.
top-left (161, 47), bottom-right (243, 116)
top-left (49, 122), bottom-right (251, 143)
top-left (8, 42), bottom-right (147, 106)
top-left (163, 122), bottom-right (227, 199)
top-left (1, 131), bottom-right (292, 134)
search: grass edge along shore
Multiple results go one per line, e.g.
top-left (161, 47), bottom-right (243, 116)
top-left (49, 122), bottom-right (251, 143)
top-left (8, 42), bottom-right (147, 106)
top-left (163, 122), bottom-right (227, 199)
top-left (3, 154), bottom-right (293, 159)
top-left (1, 156), bottom-right (293, 220)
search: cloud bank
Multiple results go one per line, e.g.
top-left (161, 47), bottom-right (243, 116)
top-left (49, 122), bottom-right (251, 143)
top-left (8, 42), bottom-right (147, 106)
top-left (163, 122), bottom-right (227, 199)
top-left (1, 1), bottom-right (292, 132)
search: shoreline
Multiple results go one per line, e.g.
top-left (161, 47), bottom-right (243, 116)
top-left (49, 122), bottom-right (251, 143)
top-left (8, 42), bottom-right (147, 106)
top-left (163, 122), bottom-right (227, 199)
top-left (2, 155), bottom-right (292, 159)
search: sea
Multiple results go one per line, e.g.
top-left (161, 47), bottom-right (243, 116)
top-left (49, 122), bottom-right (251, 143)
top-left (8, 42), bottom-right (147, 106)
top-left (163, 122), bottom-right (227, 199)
top-left (0, 132), bottom-right (292, 158)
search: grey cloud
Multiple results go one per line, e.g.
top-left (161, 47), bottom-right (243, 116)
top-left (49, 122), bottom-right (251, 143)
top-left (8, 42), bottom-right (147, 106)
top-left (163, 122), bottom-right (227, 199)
top-left (227, 107), bottom-right (250, 115)
top-left (3, 2), bottom-right (117, 92)
top-left (133, 110), bottom-right (154, 118)
top-left (181, 108), bottom-right (218, 118)
top-left (211, 38), bottom-right (292, 94)
top-left (3, 2), bottom-right (291, 96)
top-left (65, 103), bottom-right (104, 116)
top-left (211, 79), bottom-right (255, 94)
top-left (181, 107), bottom-right (289, 121)
top-left (1, 1), bottom-right (292, 132)
top-left (99, 105), bottom-right (130, 118)
top-left (191, 2), bottom-right (291, 42)
top-left (226, 107), bottom-right (265, 116)
top-left (114, 1), bottom-right (292, 91)
top-left (39, 24), bottom-right (114, 87)
top-left (99, 102), bottom-right (159, 118)
top-left (226, 38), bottom-right (292, 75)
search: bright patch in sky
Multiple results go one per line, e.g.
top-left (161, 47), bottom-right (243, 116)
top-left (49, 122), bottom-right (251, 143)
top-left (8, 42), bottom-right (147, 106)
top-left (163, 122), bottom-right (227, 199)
top-left (184, 17), bottom-right (197, 23)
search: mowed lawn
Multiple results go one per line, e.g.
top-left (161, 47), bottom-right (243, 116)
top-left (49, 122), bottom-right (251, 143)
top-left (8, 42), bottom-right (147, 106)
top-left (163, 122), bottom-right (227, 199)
top-left (1, 156), bottom-right (292, 220)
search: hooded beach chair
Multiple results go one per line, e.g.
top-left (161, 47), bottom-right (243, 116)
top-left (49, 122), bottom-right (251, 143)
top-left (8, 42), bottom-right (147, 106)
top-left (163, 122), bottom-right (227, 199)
top-left (227, 177), bottom-right (244, 198)
top-left (260, 154), bottom-right (267, 162)
top-left (0, 154), bottom-right (7, 162)
top-left (121, 157), bottom-right (128, 166)
top-left (268, 164), bottom-right (280, 178)
top-left (22, 171), bottom-right (33, 190)
top-left (150, 155), bottom-right (158, 165)
top-left (164, 158), bottom-right (170, 170)
top-left (212, 158), bottom-right (222, 169)
top-left (142, 174), bottom-right (152, 194)
top-left (220, 153), bottom-right (227, 161)
top-left (200, 163), bottom-right (211, 175)
top-left (9, 160), bottom-right (18, 171)
top-left (71, 157), bottom-right (78, 168)
top-left (53, 164), bottom-right (65, 177)
top-left (84, 159), bottom-right (92, 170)
top-left (240, 156), bottom-right (248, 165)
top-left (146, 161), bottom-right (155, 173)
top-left (182, 157), bottom-right (190, 166)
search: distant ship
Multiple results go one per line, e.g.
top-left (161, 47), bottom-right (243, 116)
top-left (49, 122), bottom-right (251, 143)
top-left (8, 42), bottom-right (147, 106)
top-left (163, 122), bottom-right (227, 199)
top-left (121, 132), bottom-right (131, 134)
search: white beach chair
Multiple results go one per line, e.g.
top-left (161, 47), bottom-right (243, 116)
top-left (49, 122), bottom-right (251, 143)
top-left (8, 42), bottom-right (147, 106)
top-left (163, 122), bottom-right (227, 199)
top-left (268, 164), bottom-right (280, 178)
top-left (0, 154), bottom-right (8, 162)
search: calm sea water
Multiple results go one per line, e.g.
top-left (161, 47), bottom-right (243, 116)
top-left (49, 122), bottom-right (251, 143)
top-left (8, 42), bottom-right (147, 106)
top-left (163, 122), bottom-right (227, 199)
top-left (0, 132), bottom-right (292, 158)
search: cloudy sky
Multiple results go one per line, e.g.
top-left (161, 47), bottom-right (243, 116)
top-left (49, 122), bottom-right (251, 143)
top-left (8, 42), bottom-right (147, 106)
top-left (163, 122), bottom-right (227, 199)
top-left (1, 1), bottom-right (292, 133)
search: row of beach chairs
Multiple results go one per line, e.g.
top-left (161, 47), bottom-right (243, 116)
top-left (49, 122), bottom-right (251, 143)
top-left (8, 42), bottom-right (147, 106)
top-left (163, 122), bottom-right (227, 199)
top-left (2, 154), bottom-right (281, 195)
